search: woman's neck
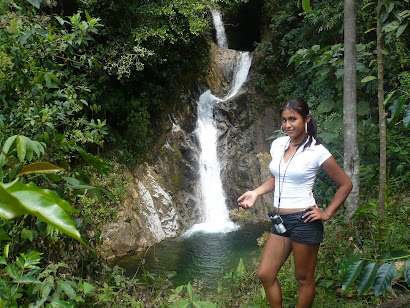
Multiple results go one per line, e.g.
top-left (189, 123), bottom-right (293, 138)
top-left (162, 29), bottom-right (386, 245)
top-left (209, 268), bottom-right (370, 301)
top-left (289, 133), bottom-right (308, 147)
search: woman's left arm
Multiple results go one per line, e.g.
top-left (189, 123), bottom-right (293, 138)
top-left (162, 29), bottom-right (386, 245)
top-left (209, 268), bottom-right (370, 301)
top-left (303, 156), bottom-right (353, 222)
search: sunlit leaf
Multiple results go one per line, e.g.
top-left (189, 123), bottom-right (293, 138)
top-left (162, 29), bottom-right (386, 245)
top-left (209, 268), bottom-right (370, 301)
top-left (27, 0), bottom-right (41, 9)
top-left (18, 162), bottom-right (64, 176)
top-left (302, 0), bottom-right (310, 12)
top-left (373, 262), bottom-right (397, 297)
top-left (361, 76), bottom-right (377, 83)
top-left (82, 282), bottom-right (95, 295)
top-left (0, 181), bottom-right (84, 244)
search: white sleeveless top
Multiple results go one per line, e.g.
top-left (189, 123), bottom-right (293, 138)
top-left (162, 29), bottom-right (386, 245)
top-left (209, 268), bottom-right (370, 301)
top-left (269, 136), bottom-right (332, 209)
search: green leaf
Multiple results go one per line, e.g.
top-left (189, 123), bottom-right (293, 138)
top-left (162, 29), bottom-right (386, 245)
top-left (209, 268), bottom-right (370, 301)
top-left (21, 228), bottom-right (34, 242)
top-left (4, 243), bottom-right (9, 258)
top-left (317, 99), bottom-right (334, 113)
top-left (6, 264), bottom-right (20, 280)
top-left (302, 0), bottom-right (310, 12)
top-left (388, 96), bottom-right (406, 124)
top-left (382, 20), bottom-right (400, 33)
top-left (30, 298), bottom-right (48, 308)
top-left (405, 259), bottom-right (410, 286)
top-left (236, 258), bottom-right (245, 277)
top-left (357, 262), bottom-right (378, 296)
top-left (58, 281), bottom-right (77, 300)
top-left (187, 282), bottom-right (193, 301)
top-left (18, 162), bottom-right (64, 176)
top-left (373, 262), bottom-right (397, 297)
top-left (23, 251), bottom-right (42, 268)
top-left (16, 136), bottom-right (27, 162)
top-left (0, 228), bottom-right (11, 242)
top-left (14, 274), bottom-right (41, 284)
top-left (27, 0), bottom-right (41, 9)
top-left (403, 105), bottom-right (410, 128)
top-left (82, 282), bottom-right (95, 295)
top-left (342, 260), bottom-right (364, 291)
top-left (361, 76), bottom-right (377, 83)
top-left (77, 148), bottom-right (112, 175)
top-left (49, 300), bottom-right (74, 308)
top-left (55, 16), bottom-right (65, 25)
top-left (383, 90), bottom-right (397, 108)
top-left (396, 22), bottom-right (408, 37)
top-left (0, 181), bottom-right (84, 244)
top-left (0, 184), bottom-right (28, 219)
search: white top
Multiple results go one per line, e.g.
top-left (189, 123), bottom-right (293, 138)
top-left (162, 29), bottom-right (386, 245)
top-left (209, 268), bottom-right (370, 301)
top-left (269, 136), bottom-right (332, 209)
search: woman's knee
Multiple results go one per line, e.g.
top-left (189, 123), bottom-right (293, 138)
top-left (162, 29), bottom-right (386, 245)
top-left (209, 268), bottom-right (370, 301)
top-left (294, 272), bottom-right (315, 287)
top-left (258, 267), bottom-right (276, 283)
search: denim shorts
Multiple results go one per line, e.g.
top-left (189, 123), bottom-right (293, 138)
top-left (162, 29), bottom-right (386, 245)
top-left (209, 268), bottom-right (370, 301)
top-left (270, 210), bottom-right (324, 244)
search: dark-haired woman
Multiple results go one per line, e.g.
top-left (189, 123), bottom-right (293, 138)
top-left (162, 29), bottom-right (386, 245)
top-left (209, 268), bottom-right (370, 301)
top-left (238, 98), bottom-right (352, 308)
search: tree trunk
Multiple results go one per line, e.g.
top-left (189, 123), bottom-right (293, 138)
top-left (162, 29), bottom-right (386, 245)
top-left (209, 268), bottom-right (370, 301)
top-left (343, 0), bottom-right (360, 218)
top-left (377, 1), bottom-right (386, 222)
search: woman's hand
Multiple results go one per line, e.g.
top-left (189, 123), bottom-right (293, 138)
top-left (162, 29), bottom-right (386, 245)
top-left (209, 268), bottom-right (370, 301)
top-left (237, 191), bottom-right (258, 209)
top-left (302, 204), bottom-right (331, 222)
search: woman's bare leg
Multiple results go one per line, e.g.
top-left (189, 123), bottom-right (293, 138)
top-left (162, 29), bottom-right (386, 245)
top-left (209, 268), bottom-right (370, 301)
top-left (292, 242), bottom-right (320, 308)
top-left (258, 234), bottom-right (292, 308)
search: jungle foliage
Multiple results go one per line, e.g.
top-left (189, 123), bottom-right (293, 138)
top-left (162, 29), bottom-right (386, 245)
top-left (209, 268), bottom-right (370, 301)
top-left (0, 0), bottom-right (409, 306)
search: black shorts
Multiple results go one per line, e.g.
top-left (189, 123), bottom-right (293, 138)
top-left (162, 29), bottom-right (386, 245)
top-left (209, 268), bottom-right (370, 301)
top-left (270, 210), bottom-right (324, 244)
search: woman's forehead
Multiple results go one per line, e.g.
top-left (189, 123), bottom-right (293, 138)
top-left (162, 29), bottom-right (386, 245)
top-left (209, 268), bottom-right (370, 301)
top-left (281, 108), bottom-right (301, 117)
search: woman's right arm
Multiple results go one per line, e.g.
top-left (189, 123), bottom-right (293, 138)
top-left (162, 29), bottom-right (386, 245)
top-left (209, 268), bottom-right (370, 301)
top-left (237, 175), bottom-right (275, 209)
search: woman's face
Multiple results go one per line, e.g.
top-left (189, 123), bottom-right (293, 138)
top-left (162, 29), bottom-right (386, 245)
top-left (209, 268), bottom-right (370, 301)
top-left (281, 108), bottom-right (310, 142)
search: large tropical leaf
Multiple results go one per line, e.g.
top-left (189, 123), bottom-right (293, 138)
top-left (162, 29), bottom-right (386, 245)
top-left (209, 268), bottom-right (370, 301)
top-left (18, 162), bottom-right (64, 176)
top-left (373, 262), bottom-right (397, 297)
top-left (357, 262), bottom-right (378, 296)
top-left (342, 260), bottom-right (364, 291)
top-left (0, 181), bottom-right (84, 244)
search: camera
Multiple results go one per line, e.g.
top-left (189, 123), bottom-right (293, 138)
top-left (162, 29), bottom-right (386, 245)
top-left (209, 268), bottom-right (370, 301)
top-left (268, 211), bottom-right (287, 234)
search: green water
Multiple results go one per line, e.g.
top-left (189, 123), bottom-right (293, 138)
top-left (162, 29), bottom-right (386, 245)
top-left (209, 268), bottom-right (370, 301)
top-left (111, 223), bottom-right (270, 289)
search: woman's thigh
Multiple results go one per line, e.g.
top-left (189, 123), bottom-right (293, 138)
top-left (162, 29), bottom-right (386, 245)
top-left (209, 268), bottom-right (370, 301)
top-left (292, 242), bottom-right (320, 280)
top-left (258, 234), bottom-right (293, 280)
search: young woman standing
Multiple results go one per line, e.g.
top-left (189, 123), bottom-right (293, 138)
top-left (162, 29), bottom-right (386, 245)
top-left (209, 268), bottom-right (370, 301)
top-left (237, 98), bottom-right (352, 308)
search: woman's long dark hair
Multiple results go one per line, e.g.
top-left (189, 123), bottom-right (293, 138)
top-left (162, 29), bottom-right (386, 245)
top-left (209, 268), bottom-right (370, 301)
top-left (280, 98), bottom-right (321, 150)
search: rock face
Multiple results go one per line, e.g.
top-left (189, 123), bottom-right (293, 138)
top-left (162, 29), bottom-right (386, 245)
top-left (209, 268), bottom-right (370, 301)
top-left (100, 42), bottom-right (279, 259)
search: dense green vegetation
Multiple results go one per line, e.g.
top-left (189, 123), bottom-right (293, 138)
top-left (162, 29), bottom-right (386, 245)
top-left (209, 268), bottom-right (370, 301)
top-left (0, 0), bottom-right (408, 307)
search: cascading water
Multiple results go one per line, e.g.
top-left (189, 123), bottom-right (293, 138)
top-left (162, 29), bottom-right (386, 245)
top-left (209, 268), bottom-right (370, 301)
top-left (185, 9), bottom-right (252, 235)
top-left (210, 8), bottom-right (228, 48)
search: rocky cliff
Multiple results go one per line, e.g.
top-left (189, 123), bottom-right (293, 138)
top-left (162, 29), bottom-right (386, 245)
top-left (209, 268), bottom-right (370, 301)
top-left (100, 42), bottom-right (279, 259)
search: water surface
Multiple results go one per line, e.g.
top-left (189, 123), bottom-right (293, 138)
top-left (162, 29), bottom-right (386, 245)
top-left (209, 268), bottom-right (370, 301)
top-left (112, 223), bottom-right (270, 289)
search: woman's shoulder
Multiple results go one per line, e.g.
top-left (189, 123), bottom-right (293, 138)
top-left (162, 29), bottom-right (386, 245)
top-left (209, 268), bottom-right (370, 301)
top-left (270, 136), bottom-right (289, 155)
top-left (271, 136), bottom-right (290, 146)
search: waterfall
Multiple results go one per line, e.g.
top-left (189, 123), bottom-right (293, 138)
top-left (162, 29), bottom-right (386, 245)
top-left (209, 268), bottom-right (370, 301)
top-left (210, 8), bottom-right (228, 48)
top-left (185, 9), bottom-right (252, 235)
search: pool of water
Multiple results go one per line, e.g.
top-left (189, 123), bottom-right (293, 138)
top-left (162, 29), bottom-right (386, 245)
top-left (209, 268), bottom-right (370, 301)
top-left (111, 222), bottom-right (270, 289)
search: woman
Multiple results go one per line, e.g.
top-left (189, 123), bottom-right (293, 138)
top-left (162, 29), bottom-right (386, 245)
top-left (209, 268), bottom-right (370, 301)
top-left (237, 98), bottom-right (352, 308)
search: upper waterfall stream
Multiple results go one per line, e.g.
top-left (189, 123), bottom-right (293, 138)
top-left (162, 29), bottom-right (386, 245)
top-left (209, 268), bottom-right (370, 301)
top-left (185, 9), bottom-right (252, 235)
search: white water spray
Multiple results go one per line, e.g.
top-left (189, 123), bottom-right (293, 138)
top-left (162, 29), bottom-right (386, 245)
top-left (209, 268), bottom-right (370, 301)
top-left (185, 9), bottom-right (252, 235)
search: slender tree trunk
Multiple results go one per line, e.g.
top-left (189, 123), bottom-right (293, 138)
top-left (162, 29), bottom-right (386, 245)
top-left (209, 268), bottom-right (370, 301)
top-left (377, 2), bottom-right (386, 222)
top-left (343, 0), bottom-right (360, 218)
